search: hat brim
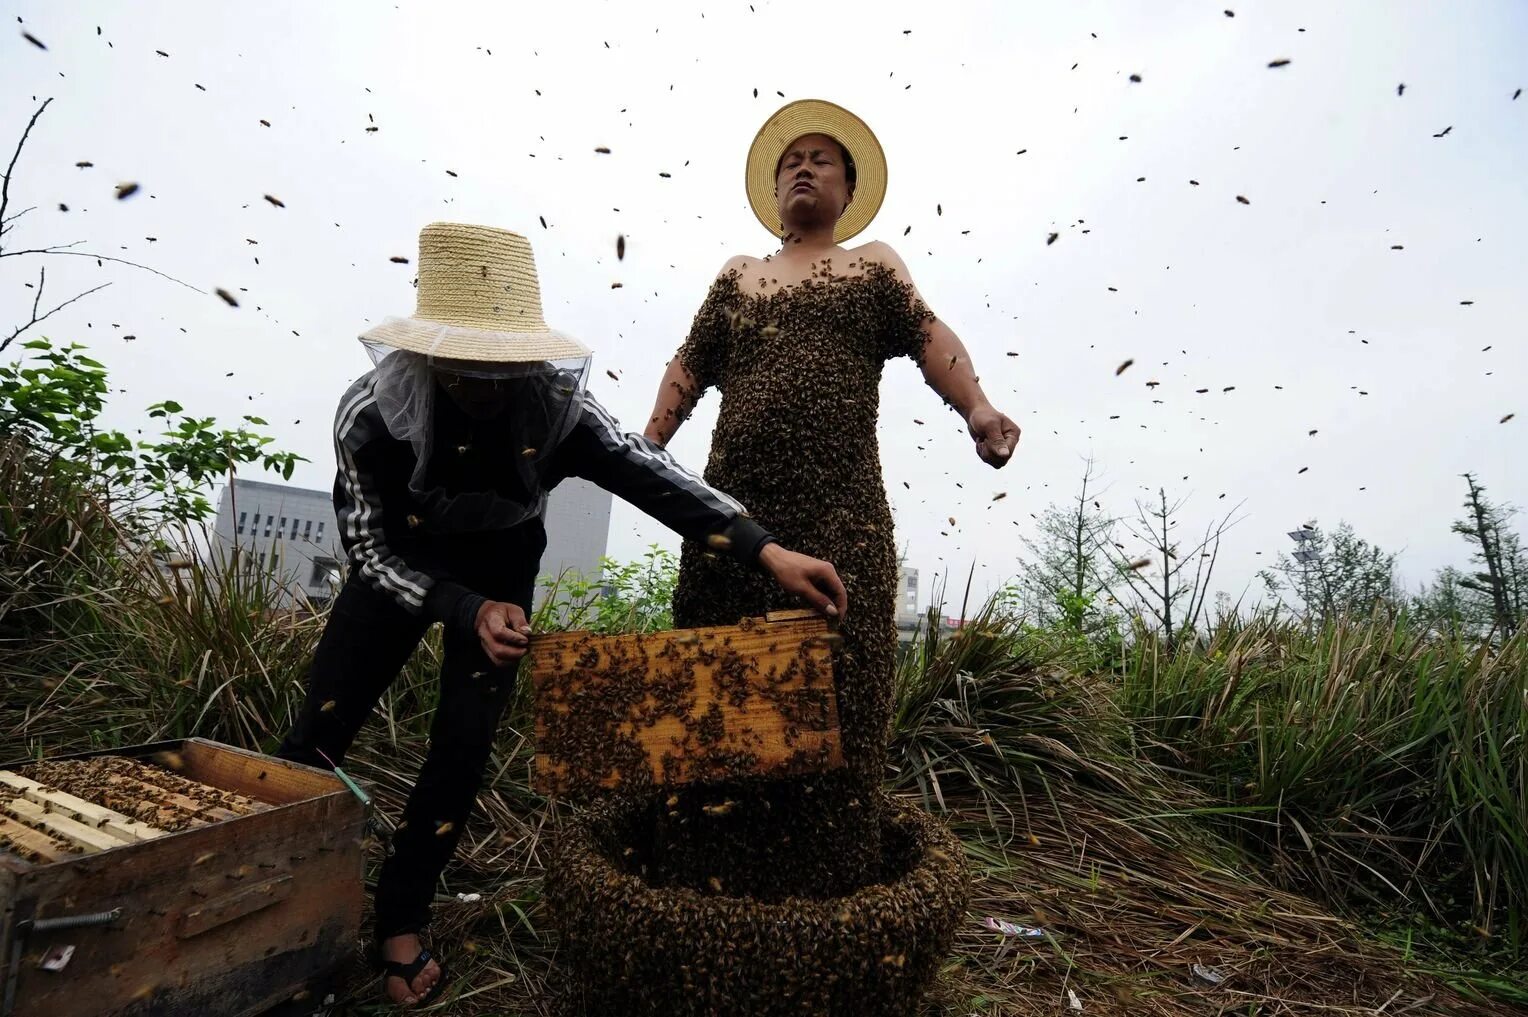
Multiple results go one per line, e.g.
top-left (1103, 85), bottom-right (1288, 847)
top-left (746, 99), bottom-right (887, 244)
top-left (360, 316), bottom-right (592, 363)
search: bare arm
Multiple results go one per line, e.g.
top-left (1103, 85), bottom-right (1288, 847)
top-left (643, 256), bottom-right (748, 448)
top-left (921, 317), bottom-right (991, 419)
top-left (871, 242), bottom-right (1020, 468)
top-left (642, 355), bottom-right (701, 447)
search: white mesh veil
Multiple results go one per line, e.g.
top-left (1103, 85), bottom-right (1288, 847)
top-left (363, 341), bottom-right (593, 531)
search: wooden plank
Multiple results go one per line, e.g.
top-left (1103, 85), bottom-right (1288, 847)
top-left (178, 738), bottom-right (340, 807)
top-left (529, 611), bottom-right (842, 794)
top-left (0, 771), bottom-right (165, 843)
top-left (0, 814), bottom-right (72, 864)
top-left (765, 608), bottom-right (821, 623)
top-left (0, 798), bottom-right (118, 853)
top-left (177, 874), bottom-right (293, 938)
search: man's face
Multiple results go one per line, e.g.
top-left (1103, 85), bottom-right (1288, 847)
top-left (437, 368), bottom-right (512, 419)
top-left (775, 133), bottom-right (853, 227)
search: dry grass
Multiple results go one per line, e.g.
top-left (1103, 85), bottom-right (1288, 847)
top-left (321, 762), bottom-right (1520, 1016)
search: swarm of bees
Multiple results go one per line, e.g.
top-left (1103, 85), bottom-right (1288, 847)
top-left (545, 789), bottom-right (969, 1015)
top-left (16, 756), bottom-right (261, 836)
top-left (539, 258), bottom-right (970, 1014)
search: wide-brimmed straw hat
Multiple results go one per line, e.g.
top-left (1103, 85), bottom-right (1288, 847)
top-left (745, 99), bottom-right (887, 244)
top-left (360, 222), bottom-right (591, 363)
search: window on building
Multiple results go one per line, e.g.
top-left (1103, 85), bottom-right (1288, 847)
top-left (309, 556), bottom-right (341, 588)
top-left (279, 516), bottom-right (287, 540)
top-left (250, 512), bottom-right (260, 533)
top-left (316, 520), bottom-right (326, 542)
top-left (237, 511), bottom-right (248, 535)
top-left (303, 519), bottom-right (313, 541)
top-left (263, 515), bottom-right (273, 538)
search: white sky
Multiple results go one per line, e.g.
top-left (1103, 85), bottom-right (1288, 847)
top-left (4, 1), bottom-right (1525, 615)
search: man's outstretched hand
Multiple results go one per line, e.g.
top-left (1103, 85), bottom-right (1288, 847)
top-left (758, 544), bottom-right (849, 620)
top-left (967, 403), bottom-right (1021, 469)
top-left (476, 600), bottom-right (532, 666)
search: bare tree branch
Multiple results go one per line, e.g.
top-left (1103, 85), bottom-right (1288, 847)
top-left (1, 97), bottom-right (201, 319)
top-left (0, 205), bottom-right (37, 235)
top-left (2, 265), bottom-right (112, 352)
top-left (0, 245), bottom-right (202, 293)
top-left (0, 98), bottom-right (53, 254)
top-left (1100, 490), bottom-right (1242, 651)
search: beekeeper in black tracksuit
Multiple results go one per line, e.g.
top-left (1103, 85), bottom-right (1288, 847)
top-left (277, 222), bottom-right (848, 1008)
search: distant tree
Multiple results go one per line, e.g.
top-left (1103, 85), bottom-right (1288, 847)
top-left (1259, 521), bottom-right (1400, 624)
top-left (1503, 529), bottom-right (1528, 626)
top-left (1015, 458), bottom-right (1118, 633)
top-left (1411, 567), bottom-right (1489, 640)
top-left (1452, 473), bottom-right (1522, 638)
top-left (1103, 488), bottom-right (1238, 653)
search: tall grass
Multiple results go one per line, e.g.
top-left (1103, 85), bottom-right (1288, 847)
top-left (1, 436), bottom-right (430, 756)
top-left (1117, 611), bottom-right (1528, 947)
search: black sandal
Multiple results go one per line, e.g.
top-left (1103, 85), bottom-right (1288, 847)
top-left (376, 945), bottom-right (451, 1007)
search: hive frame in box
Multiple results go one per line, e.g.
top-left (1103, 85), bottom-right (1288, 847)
top-left (0, 738), bottom-right (368, 1017)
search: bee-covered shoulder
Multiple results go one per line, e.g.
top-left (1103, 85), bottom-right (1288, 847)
top-left (854, 241), bottom-right (913, 283)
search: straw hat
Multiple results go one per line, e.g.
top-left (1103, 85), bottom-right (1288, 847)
top-left (745, 99), bottom-right (887, 244)
top-left (360, 222), bottom-right (591, 363)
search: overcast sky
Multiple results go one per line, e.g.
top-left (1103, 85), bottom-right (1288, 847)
top-left (4, 1), bottom-right (1524, 615)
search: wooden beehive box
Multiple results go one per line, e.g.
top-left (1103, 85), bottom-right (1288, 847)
top-left (529, 608), bottom-right (843, 794)
top-left (0, 738), bottom-right (366, 1017)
